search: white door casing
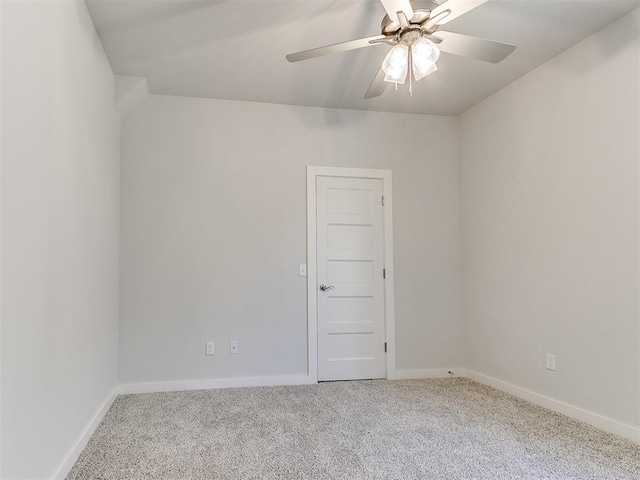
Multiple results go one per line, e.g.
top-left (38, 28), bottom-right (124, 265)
top-left (306, 166), bottom-right (396, 382)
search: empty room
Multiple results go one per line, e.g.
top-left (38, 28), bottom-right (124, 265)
top-left (1, 0), bottom-right (639, 478)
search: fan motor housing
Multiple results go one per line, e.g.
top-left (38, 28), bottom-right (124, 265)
top-left (381, 0), bottom-right (442, 35)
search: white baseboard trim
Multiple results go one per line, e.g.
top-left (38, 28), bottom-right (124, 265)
top-left (118, 370), bottom-right (470, 394)
top-left (118, 374), bottom-right (316, 395)
top-left (389, 368), bottom-right (467, 380)
top-left (467, 370), bottom-right (640, 444)
top-left (52, 387), bottom-right (119, 480)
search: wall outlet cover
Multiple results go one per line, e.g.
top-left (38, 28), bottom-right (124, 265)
top-left (546, 353), bottom-right (556, 371)
top-left (206, 342), bottom-right (215, 356)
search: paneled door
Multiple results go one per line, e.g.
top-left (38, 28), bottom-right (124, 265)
top-left (316, 176), bottom-right (386, 381)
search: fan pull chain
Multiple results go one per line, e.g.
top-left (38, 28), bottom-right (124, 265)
top-left (408, 48), bottom-right (413, 96)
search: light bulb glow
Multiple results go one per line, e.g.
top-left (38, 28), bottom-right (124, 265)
top-left (382, 44), bottom-right (409, 84)
top-left (411, 38), bottom-right (440, 81)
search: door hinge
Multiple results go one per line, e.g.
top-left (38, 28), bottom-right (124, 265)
top-left (382, 196), bottom-right (385, 206)
top-left (383, 268), bottom-right (386, 279)
top-left (384, 342), bottom-right (387, 353)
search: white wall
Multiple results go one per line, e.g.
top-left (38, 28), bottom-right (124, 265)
top-left (0, 0), bottom-right (4, 473)
top-left (119, 95), bottom-right (462, 384)
top-left (1, 1), bottom-right (120, 478)
top-left (460, 9), bottom-right (640, 428)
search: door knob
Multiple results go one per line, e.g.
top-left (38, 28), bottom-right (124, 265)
top-left (319, 284), bottom-right (335, 292)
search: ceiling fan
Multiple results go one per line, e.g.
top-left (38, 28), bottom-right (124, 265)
top-left (286, 0), bottom-right (516, 98)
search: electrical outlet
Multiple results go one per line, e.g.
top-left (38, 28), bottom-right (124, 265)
top-left (546, 353), bottom-right (556, 371)
top-left (206, 342), bottom-right (215, 356)
top-left (230, 340), bottom-right (239, 354)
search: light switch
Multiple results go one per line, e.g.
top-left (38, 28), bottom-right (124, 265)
top-left (299, 264), bottom-right (307, 277)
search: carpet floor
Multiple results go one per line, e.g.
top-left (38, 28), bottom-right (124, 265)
top-left (67, 379), bottom-right (639, 479)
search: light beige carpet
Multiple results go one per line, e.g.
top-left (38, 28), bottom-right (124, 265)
top-left (67, 379), bottom-right (639, 479)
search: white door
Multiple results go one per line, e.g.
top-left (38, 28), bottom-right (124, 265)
top-left (316, 176), bottom-right (386, 381)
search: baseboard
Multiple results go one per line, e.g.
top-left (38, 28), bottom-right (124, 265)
top-left (52, 386), bottom-right (119, 480)
top-left (467, 370), bottom-right (640, 444)
top-left (118, 374), bottom-right (316, 394)
top-left (118, 370), bottom-right (469, 393)
top-left (389, 368), bottom-right (467, 380)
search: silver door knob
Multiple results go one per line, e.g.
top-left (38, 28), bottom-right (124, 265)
top-left (319, 284), bottom-right (335, 292)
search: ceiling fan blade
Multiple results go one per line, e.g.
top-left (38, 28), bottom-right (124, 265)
top-left (379, 0), bottom-right (414, 22)
top-left (286, 35), bottom-right (387, 63)
top-left (364, 67), bottom-right (388, 99)
top-left (437, 31), bottom-right (516, 63)
top-left (430, 0), bottom-right (489, 26)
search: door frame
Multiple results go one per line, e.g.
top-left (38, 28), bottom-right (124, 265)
top-left (306, 166), bottom-right (396, 383)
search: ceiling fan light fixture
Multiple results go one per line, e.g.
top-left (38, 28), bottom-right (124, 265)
top-left (382, 44), bottom-right (409, 84)
top-left (286, 0), bottom-right (517, 99)
top-left (414, 61), bottom-right (438, 81)
top-left (411, 37), bottom-right (440, 81)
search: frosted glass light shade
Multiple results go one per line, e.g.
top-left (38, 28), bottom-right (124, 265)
top-left (382, 44), bottom-right (409, 84)
top-left (411, 38), bottom-right (440, 81)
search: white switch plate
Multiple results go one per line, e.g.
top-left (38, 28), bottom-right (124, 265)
top-left (546, 353), bottom-right (556, 371)
top-left (206, 342), bottom-right (215, 356)
top-left (299, 264), bottom-right (307, 277)
top-left (230, 340), bottom-right (239, 354)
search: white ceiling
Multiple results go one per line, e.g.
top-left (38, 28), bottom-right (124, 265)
top-left (86, 0), bottom-right (640, 115)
